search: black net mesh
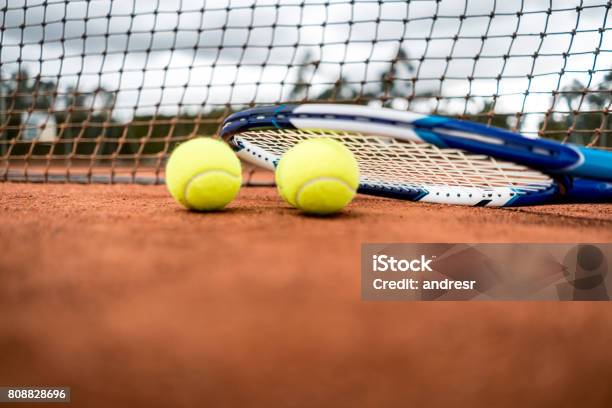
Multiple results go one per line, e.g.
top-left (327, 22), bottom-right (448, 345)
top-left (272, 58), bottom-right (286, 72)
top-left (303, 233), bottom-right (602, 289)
top-left (0, 0), bottom-right (610, 184)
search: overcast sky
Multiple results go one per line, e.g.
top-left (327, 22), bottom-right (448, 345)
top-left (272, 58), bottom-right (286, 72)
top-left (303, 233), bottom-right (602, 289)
top-left (1, 0), bottom-right (610, 130)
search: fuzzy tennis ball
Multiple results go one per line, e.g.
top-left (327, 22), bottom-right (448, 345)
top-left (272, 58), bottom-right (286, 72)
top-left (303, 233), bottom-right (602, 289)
top-left (275, 138), bottom-right (359, 215)
top-left (165, 137), bottom-right (242, 211)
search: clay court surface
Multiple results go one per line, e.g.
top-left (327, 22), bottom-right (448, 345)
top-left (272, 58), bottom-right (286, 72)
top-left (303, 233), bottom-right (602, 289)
top-left (1, 182), bottom-right (612, 407)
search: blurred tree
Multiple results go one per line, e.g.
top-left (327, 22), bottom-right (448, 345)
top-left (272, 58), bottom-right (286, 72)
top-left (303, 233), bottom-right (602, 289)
top-left (1, 70), bottom-right (59, 155)
top-left (288, 47), bottom-right (420, 106)
top-left (589, 71), bottom-right (612, 106)
top-left (0, 70), bottom-right (7, 155)
top-left (32, 74), bottom-right (56, 110)
top-left (3, 70), bottom-right (31, 142)
top-left (315, 77), bottom-right (357, 101)
top-left (289, 50), bottom-right (320, 101)
top-left (288, 50), bottom-right (359, 103)
top-left (90, 87), bottom-right (122, 159)
top-left (587, 71), bottom-right (611, 147)
top-left (55, 86), bottom-right (90, 155)
top-left (124, 111), bottom-right (216, 157)
top-left (377, 48), bottom-right (415, 107)
top-left (463, 101), bottom-right (512, 129)
top-left (538, 75), bottom-right (610, 147)
top-left (54, 85), bottom-right (124, 158)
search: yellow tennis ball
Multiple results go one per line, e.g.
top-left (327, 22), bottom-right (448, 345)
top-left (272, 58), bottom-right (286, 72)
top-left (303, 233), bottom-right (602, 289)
top-left (165, 138), bottom-right (242, 211)
top-left (275, 138), bottom-right (359, 215)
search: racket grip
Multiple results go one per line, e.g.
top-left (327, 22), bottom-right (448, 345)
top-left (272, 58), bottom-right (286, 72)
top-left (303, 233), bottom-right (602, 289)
top-left (566, 178), bottom-right (612, 203)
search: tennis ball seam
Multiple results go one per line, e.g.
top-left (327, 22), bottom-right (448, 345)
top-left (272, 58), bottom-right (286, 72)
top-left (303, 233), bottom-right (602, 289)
top-left (183, 169), bottom-right (241, 205)
top-left (293, 176), bottom-right (356, 208)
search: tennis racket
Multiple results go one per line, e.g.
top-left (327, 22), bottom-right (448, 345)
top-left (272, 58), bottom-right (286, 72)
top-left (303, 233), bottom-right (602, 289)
top-left (220, 104), bottom-right (612, 207)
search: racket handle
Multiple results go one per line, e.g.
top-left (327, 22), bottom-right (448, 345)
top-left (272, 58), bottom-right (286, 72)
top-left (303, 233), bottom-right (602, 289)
top-left (566, 178), bottom-right (612, 203)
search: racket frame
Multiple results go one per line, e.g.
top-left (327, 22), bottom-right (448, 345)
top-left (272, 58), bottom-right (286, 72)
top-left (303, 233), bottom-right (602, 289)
top-left (221, 104), bottom-right (612, 206)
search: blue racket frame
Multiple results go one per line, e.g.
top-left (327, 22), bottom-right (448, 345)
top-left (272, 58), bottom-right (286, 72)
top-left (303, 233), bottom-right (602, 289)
top-left (221, 104), bottom-right (612, 206)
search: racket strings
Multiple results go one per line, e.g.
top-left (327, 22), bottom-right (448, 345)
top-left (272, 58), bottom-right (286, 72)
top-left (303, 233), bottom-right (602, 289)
top-left (236, 129), bottom-right (553, 193)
